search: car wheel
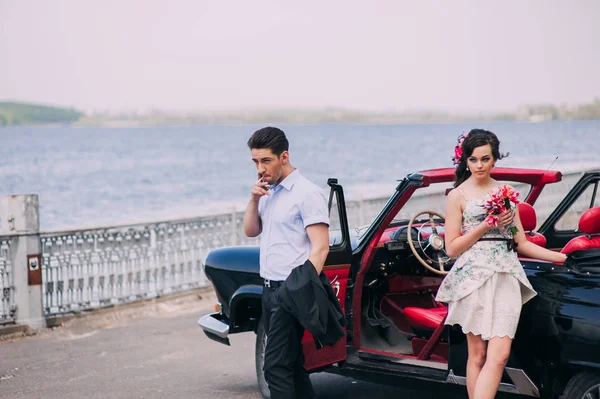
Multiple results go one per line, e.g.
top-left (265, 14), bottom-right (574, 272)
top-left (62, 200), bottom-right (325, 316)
top-left (560, 372), bottom-right (600, 399)
top-left (255, 317), bottom-right (271, 399)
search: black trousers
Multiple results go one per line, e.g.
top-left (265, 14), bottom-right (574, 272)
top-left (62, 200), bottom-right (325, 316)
top-left (262, 283), bottom-right (315, 399)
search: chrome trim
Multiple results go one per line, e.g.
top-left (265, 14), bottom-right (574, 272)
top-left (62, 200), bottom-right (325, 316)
top-left (390, 357), bottom-right (447, 371)
top-left (198, 313), bottom-right (229, 339)
top-left (357, 351), bottom-right (448, 371)
top-left (446, 370), bottom-right (520, 395)
top-left (446, 369), bottom-right (459, 384)
top-left (505, 367), bottom-right (540, 397)
top-left (446, 368), bottom-right (539, 397)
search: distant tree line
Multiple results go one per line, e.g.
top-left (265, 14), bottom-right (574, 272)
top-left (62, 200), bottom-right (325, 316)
top-left (1, 98), bottom-right (599, 127)
top-left (516, 98), bottom-right (600, 121)
top-left (0, 102), bottom-right (83, 126)
top-left (84, 98), bottom-right (600, 125)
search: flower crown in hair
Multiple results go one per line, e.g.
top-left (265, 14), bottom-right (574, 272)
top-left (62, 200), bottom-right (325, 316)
top-left (451, 132), bottom-right (468, 166)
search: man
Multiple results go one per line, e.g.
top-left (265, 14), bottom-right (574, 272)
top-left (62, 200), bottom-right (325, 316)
top-left (243, 126), bottom-right (330, 398)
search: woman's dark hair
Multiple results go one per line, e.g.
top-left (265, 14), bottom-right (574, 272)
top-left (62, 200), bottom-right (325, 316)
top-left (454, 129), bottom-right (506, 187)
top-left (247, 126), bottom-right (289, 156)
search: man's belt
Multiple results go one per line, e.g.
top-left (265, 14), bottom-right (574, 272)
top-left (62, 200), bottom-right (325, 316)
top-left (264, 279), bottom-right (284, 288)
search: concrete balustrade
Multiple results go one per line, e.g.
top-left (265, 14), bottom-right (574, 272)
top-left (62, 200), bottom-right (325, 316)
top-left (0, 194), bottom-right (45, 328)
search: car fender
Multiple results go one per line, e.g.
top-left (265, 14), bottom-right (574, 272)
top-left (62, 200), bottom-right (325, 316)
top-left (229, 284), bottom-right (263, 332)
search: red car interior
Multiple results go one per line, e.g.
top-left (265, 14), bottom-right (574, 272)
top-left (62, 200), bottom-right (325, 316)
top-left (353, 168), bottom-right (566, 365)
top-left (380, 291), bottom-right (439, 333)
top-left (518, 202), bottom-right (547, 247)
top-left (403, 306), bottom-right (448, 331)
top-left (561, 206), bottom-right (600, 254)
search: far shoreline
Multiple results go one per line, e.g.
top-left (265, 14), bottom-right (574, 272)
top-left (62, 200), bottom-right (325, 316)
top-left (2, 98), bottom-right (600, 127)
top-left (2, 118), bottom-right (600, 129)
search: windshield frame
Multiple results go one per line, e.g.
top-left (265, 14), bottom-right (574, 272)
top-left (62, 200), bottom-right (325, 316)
top-left (353, 167), bottom-right (562, 254)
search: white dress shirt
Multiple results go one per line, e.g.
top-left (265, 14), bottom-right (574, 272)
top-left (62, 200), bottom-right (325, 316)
top-left (257, 169), bottom-right (329, 281)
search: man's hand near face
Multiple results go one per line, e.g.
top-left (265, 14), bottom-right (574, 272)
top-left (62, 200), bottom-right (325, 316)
top-left (244, 175), bottom-right (270, 237)
top-left (251, 176), bottom-right (270, 203)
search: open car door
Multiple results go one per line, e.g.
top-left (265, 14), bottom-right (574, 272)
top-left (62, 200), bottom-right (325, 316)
top-left (302, 178), bottom-right (353, 371)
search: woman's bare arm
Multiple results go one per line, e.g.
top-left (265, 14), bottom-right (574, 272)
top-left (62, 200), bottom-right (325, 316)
top-left (513, 207), bottom-right (567, 263)
top-left (445, 190), bottom-right (489, 258)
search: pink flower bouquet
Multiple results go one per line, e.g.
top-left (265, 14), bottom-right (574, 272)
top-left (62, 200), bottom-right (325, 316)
top-left (483, 185), bottom-right (520, 235)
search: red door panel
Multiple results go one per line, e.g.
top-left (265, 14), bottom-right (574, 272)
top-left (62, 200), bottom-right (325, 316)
top-left (302, 265), bottom-right (349, 371)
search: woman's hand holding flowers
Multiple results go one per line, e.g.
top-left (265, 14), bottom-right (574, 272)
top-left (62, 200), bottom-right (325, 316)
top-left (482, 209), bottom-right (514, 231)
top-left (484, 185), bottom-right (520, 235)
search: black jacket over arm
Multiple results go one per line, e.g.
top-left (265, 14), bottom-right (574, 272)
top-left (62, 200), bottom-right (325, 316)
top-left (277, 260), bottom-right (346, 349)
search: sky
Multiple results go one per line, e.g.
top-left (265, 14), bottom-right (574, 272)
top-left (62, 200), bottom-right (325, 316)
top-left (1, 0), bottom-right (599, 113)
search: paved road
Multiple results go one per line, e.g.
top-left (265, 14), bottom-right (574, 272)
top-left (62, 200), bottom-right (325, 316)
top-left (0, 293), bottom-right (468, 399)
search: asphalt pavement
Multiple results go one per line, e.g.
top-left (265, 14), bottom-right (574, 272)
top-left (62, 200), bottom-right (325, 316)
top-left (0, 291), bottom-right (469, 399)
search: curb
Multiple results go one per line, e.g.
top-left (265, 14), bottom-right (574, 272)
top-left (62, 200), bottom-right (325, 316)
top-left (1, 286), bottom-right (216, 339)
top-left (0, 324), bottom-right (30, 337)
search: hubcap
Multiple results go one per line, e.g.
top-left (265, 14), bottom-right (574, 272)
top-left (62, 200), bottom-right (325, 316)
top-left (582, 384), bottom-right (600, 399)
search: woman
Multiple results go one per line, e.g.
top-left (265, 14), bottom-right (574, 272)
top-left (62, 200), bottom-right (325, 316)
top-left (435, 129), bottom-right (567, 399)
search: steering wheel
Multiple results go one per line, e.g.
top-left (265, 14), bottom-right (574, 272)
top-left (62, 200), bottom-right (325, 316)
top-left (406, 210), bottom-right (453, 275)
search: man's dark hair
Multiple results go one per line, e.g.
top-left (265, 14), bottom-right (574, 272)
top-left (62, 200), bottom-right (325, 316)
top-left (247, 126), bottom-right (289, 156)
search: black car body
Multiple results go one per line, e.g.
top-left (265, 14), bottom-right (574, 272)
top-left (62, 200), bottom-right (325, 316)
top-left (199, 167), bottom-right (600, 399)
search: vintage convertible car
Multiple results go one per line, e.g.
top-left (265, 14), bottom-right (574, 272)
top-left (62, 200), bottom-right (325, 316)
top-left (198, 167), bottom-right (600, 399)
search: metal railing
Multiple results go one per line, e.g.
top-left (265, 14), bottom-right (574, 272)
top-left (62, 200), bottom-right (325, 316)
top-left (0, 238), bottom-right (16, 323)
top-left (40, 211), bottom-right (258, 316)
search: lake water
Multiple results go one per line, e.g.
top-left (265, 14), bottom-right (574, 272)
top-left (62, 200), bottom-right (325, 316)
top-left (1, 120), bottom-right (599, 230)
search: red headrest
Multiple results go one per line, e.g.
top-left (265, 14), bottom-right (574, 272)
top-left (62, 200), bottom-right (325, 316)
top-left (518, 203), bottom-right (537, 232)
top-left (579, 206), bottom-right (600, 235)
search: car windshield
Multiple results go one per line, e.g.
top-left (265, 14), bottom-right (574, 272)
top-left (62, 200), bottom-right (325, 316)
top-left (338, 178), bottom-right (533, 248)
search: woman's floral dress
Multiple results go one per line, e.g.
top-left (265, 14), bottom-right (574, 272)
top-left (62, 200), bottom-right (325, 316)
top-left (435, 189), bottom-right (537, 340)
